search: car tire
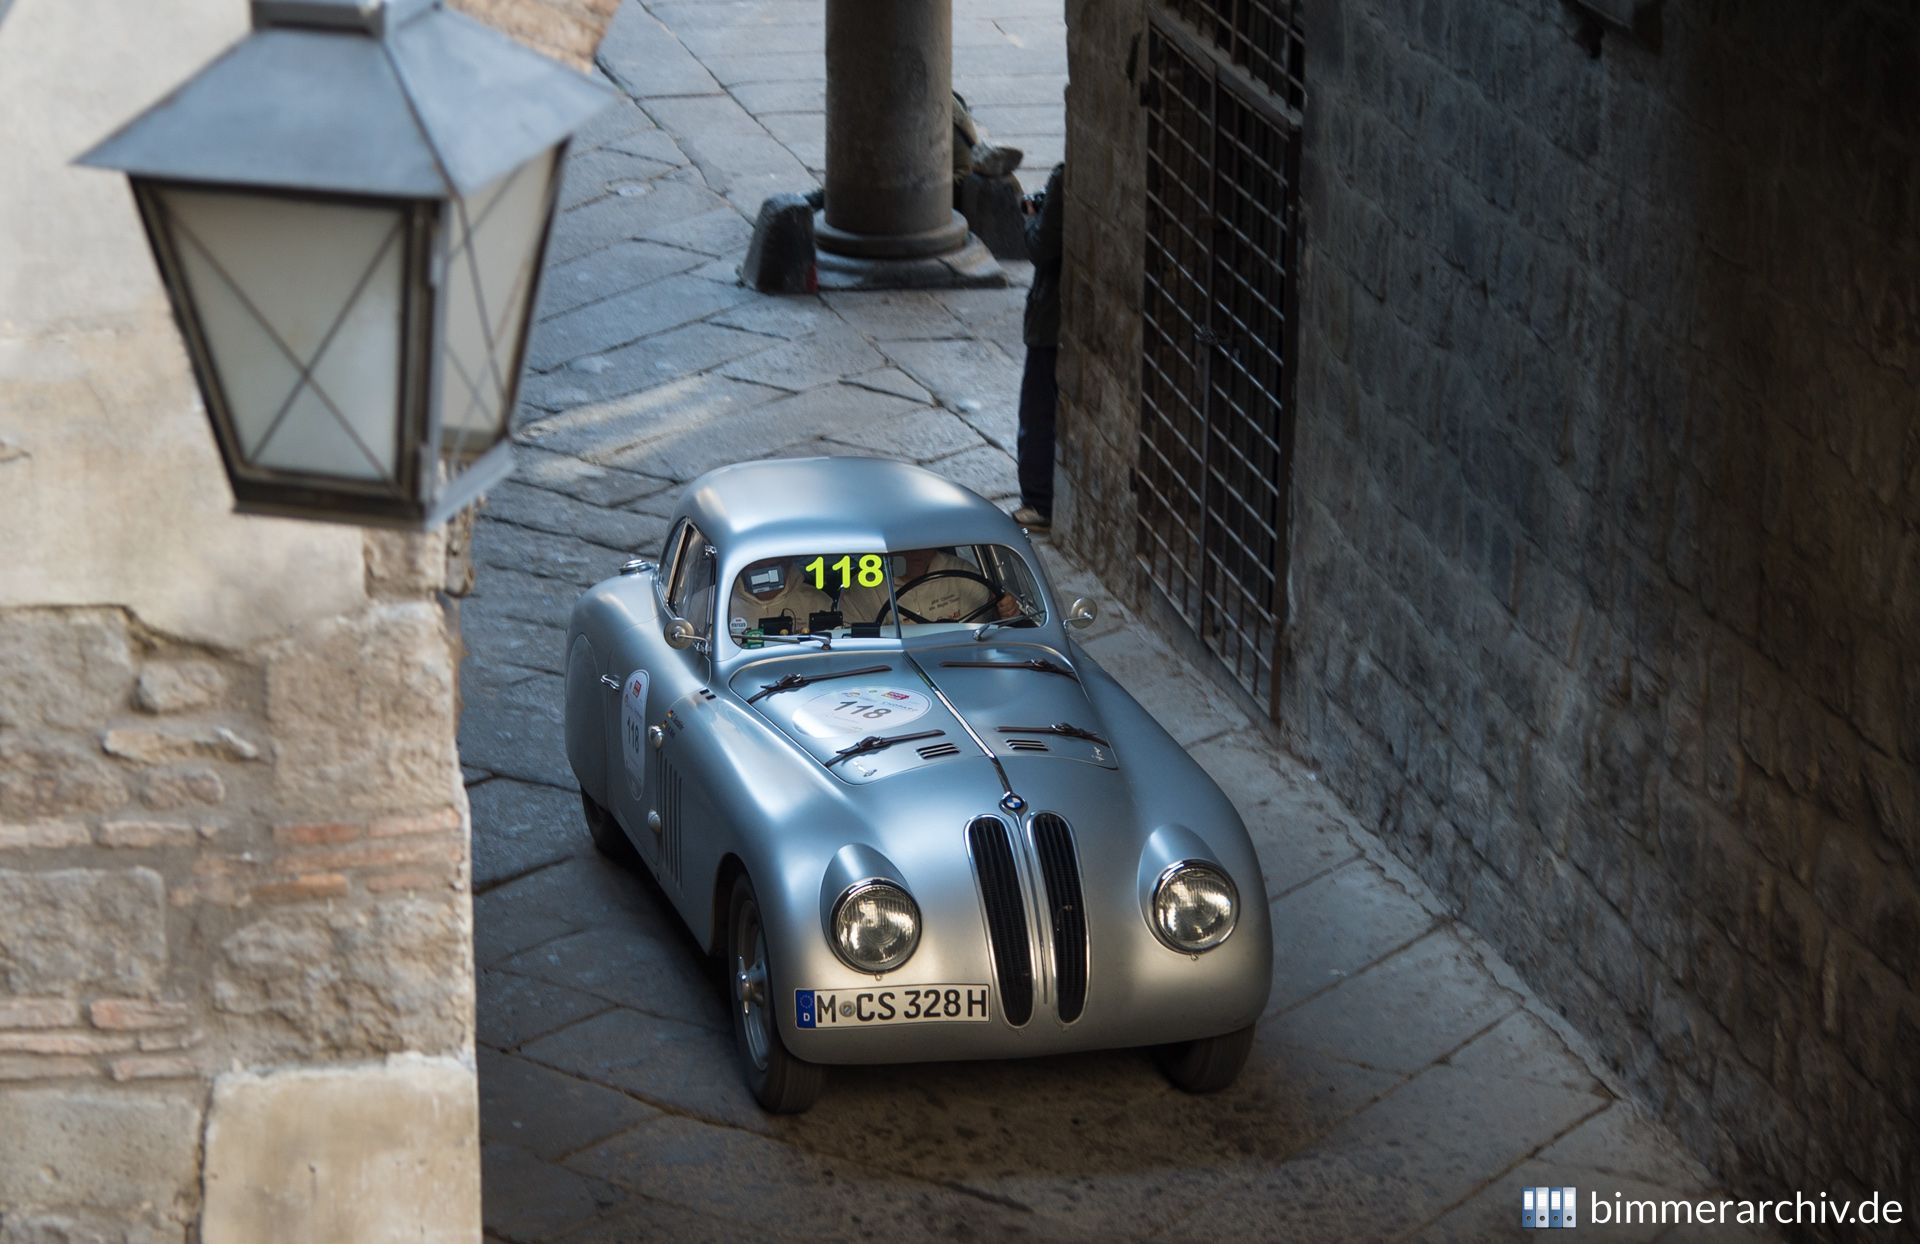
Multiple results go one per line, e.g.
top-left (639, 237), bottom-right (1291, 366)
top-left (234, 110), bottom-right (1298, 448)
top-left (580, 791), bottom-right (634, 862)
top-left (1154, 1023), bottom-right (1256, 1094)
top-left (727, 872), bottom-right (825, 1114)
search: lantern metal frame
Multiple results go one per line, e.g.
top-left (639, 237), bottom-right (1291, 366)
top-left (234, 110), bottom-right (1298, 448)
top-left (79, 0), bottom-right (610, 529)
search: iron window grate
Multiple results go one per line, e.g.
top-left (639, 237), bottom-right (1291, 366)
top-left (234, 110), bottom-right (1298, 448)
top-left (1163, 0), bottom-right (1306, 110)
top-left (1138, 17), bottom-right (1299, 716)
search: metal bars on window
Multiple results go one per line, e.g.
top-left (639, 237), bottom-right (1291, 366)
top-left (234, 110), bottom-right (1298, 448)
top-left (1137, 13), bottom-right (1301, 716)
top-left (1163, 0), bottom-right (1306, 110)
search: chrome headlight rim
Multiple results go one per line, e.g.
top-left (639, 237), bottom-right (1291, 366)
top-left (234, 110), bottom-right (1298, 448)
top-left (1150, 859), bottom-right (1238, 954)
top-left (829, 878), bottom-right (921, 973)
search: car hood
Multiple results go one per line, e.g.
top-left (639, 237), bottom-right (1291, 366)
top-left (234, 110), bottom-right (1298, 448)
top-left (727, 641), bottom-right (1119, 785)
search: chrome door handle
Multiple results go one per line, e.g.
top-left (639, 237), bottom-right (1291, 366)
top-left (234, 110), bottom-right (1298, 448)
top-left (600, 675), bottom-right (621, 690)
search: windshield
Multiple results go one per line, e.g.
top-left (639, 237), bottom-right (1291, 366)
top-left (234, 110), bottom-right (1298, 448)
top-left (725, 545), bottom-right (1047, 650)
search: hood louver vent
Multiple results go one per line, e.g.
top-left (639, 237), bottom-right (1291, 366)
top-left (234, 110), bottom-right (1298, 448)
top-left (1004, 738), bottom-right (1050, 752)
top-left (917, 742), bottom-right (962, 759)
top-left (967, 815), bottom-right (1033, 1027)
top-left (1032, 813), bottom-right (1087, 1023)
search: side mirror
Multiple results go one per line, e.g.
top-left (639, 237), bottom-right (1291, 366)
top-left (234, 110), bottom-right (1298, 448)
top-left (664, 617), bottom-right (698, 650)
top-left (1067, 597), bottom-right (1098, 630)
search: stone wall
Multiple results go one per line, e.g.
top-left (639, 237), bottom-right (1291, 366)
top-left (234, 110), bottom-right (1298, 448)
top-left (1058, 0), bottom-right (1918, 1204)
top-left (0, 1), bottom-right (486, 1239)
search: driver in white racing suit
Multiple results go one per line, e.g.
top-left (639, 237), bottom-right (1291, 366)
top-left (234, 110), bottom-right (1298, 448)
top-left (839, 548), bottom-right (1017, 625)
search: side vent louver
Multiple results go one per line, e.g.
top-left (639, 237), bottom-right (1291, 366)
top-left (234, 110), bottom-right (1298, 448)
top-left (660, 762), bottom-right (683, 886)
top-left (967, 815), bottom-right (1033, 1026)
top-left (1032, 813), bottom-right (1087, 1023)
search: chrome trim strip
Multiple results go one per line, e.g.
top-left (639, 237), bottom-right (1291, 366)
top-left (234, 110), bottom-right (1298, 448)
top-left (907, 652), bottom-right (1020, 804)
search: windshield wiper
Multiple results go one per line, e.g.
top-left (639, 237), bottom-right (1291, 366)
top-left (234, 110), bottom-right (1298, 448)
top-left (746, 663), bottom-right (891, 705)
top-left (973, 614), bottom-right (1039, 642)
top-left (825, 729), bottom-right (946, 767)
top-left (996, 721), bottom-right (1109, 747)
top-left (940, 657), bottom-right (1078, 681)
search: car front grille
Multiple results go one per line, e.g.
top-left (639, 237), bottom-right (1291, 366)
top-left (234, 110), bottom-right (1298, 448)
top-left (1031, 813), bottom-right (1088, 1023)
top-left (967, 815), bottom-right (1033, 1026)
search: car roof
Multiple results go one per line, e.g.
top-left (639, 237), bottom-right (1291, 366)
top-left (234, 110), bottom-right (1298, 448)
top-left (680, 457), bottom-right (1027, 558)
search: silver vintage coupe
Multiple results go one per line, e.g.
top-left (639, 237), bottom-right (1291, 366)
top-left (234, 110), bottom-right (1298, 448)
top-left (562, 457), bottom-right (1272, 1111)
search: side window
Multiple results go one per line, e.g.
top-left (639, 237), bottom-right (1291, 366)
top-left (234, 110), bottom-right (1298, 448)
top-left (668, 524), bottom-right (716, 636)
top-left (659, 519), bottom-right (688, 591)
top-left (663, 521), bottom-right (696, 606)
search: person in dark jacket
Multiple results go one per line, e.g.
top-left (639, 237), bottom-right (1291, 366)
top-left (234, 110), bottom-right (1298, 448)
top-left (1013, 161), bottom-right (1064, 531)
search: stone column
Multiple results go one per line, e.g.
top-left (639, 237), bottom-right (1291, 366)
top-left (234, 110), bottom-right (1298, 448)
top-left (812, 0), bottom-right (999, 287)
top-left (819, 0), bottom-right (966, 257)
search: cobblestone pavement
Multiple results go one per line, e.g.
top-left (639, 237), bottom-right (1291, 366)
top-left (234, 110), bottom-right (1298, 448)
top-left (460, 3), bottom-right (1766, 1241)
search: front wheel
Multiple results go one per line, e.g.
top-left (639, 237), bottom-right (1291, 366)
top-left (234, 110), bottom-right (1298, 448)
top-left (1154, 1023), bottom-right (1256, 1093)
top-left (580, 791), bottom-right (635, 863)
top-left (727, 872), bottom-right (825, 1113)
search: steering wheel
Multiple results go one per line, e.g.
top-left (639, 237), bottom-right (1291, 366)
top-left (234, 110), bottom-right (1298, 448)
top-left (873, 569), bottom-right (1009, 626)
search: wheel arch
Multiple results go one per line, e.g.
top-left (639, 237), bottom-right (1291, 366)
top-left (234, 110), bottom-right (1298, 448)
top-left (564, 631), bottom-right (609, 806)
top-left (707, 851), bottom-right (748, 955)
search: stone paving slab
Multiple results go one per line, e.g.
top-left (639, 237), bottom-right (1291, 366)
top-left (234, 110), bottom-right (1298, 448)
top-left (508, 447), bottom-right (672, 510)
top-left (1265, 859), bottom-right (1442, 1013)
top-left (527, 269), bottom-right (754, 369)
top-left (483, 1141), bottom-right (626, 1244)
top-left (478, 967), bottom-right (614, 1051)
top-left (535, 240), bottom-right (706, 322)
top-left (454, 2), bottom-right (1761, 1238)
top-left (1266, 928), bottom-right (1519, 1073)
top-left (527, 321), bottom-right (778, 412)
top-left (567, 1114), bottom-right (1060, 1243)
top-left (468, 777), bottom-right (585, 891)
top-left (481, 1048), bottom-right (661, 1164)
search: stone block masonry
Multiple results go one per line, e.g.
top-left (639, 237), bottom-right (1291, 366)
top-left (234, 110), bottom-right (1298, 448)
top-left (0, 545), bottom-right (477, 1237)
top-left (1057, 0), bottom-right (1919, 1211)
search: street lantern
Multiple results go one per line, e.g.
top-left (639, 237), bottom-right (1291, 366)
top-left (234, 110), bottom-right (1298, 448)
top-left (79, 0), bottom-right (611, 528)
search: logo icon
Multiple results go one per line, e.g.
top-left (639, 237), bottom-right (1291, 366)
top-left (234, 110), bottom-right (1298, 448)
top-left (1523, 1187), bottom-right (1577, 1229)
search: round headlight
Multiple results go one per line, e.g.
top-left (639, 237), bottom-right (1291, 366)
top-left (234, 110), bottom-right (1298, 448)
top-left (831, 881), bottom-right (920, 972)
top-left (1152, 861), bottom-right (1237, 952)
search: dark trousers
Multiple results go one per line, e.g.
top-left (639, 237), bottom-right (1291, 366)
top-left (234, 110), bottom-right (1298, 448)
top-left (1016, 345), bottom-right (1058, 516)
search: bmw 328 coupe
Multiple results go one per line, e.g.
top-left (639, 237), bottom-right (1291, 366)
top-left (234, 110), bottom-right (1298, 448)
top-left (562, 457), bottom-right (1271, 1111)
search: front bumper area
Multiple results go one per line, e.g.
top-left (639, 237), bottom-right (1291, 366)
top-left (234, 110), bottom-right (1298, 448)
top-left (777, 907), bottom-right (1272, 1065)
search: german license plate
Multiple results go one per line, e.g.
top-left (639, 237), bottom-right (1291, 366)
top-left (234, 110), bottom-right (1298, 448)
top-left (795, 984), bottom-right (991, 1029)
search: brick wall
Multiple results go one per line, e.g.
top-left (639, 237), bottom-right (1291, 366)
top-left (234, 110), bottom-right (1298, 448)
top-left (1058, 0), bottom-right (1919, 1202)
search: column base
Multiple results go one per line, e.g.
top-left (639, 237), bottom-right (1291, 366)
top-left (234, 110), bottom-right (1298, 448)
top-left (816, 209), bottom-right (971, 259)
top-left (814, 227), bottom-right (1006, 291)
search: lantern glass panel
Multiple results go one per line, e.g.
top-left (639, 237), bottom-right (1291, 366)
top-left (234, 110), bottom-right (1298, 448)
top-left (436, 148), bottom-right (558, 463)
top-left (158, 186), bottom-right (407, 482)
